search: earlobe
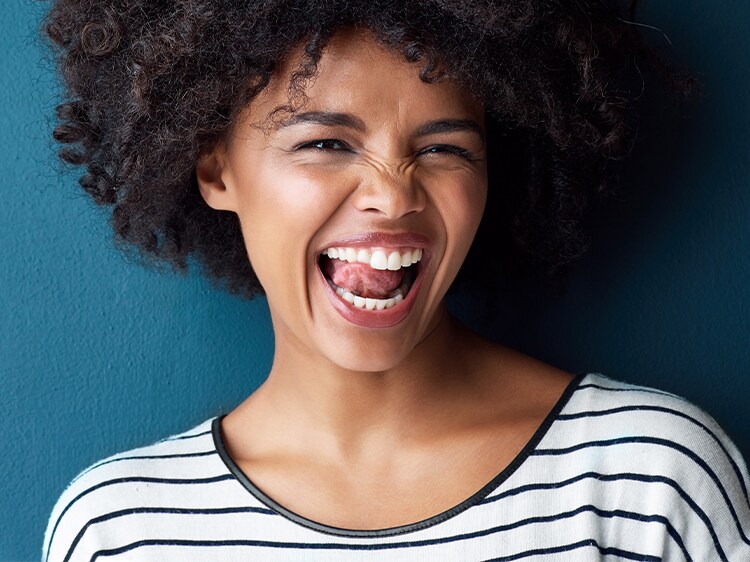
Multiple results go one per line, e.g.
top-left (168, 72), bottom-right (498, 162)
top-left (196, 144), bottom-right (235, 212)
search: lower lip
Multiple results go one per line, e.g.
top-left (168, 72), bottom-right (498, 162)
top-left (317, 261), bottom-right (427, 329)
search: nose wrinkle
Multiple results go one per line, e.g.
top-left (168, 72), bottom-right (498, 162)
top-left (351, 150), bottom-right (425, 217)
top-left (362, 150), bottom-right (414, 175)
top-left (360, 171), bottom-right (424, 217)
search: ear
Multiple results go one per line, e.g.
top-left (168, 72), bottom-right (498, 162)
top-left (196, 142), bottom-right (236, 212)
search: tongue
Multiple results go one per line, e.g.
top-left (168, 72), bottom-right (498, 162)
top-left (324, 259), bottom-right (404, 299)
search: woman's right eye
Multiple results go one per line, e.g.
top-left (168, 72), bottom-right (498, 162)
top-left (296, 139), bottom-right (350, 151)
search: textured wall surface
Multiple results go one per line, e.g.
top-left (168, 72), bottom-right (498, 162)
top-left (2, 0), bottom-right (748, 559)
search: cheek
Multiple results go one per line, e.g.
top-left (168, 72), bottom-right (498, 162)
top-left (459, 179), bottom-right (488, 227)
top-left (434, 173), bottom-right (487, 288)
top-left (232, 164), bottom-right (353, 284)
top-left (274, 166), bottom-right (356, 221)
top-left (427, 170), bottom-right (488, 245)
top-left (236, 162), bottom-right (349, 231)
top-left (448, 194), bottom-right (487, 270)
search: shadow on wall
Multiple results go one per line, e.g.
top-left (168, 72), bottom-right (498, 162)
top-left (450, 7), bottom-right (750, 458)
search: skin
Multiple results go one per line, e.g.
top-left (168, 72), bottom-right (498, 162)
top-left (196, 27), bottom-right (574, 529)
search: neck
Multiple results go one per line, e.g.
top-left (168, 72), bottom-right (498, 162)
top-left (237, 311), bottom-right (491, 462)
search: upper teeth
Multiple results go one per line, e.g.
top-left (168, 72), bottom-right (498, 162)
top-left (322, 247), bottom-right (423, 271)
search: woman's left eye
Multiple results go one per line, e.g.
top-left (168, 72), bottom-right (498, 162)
top-left (419, 145), bottom-right (473, 159)
top-left (294, 140), bottom-right (473, 160)
top-left (297, 139), bottom-right (350, 151)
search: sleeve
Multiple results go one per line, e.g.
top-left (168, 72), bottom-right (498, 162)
top-left (663, 403), bottom-right (750, 561)
top-left (43, 471), bottom-right (96, 562)
top-left (579, 375), bottom-right (750, 561)
top-left (42, 456), bottom-right (129, 562)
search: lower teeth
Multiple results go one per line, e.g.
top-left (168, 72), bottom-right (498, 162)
top-left (334, 285), bottom-right (405, 310)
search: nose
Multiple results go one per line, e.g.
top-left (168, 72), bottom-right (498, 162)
top-left (352, 166), bottom-right (426, 219)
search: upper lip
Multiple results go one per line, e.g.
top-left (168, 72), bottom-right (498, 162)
top-left (316, 232), bottom-right (432, 255)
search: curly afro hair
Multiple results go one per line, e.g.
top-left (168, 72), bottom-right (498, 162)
top-left (43, 0), bottom-right (693, 300)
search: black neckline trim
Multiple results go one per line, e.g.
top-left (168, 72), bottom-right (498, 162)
top-left (212, 372), bottom-right (586, 538)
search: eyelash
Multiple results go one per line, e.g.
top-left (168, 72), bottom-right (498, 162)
top-left (295, 139), bottom-right (474, 160)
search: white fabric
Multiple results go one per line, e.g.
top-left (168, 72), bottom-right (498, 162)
top-left (43, 373), bottom-right (750, 561)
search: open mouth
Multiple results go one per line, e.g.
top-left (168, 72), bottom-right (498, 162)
top-left (317, 246), bottom-right (423, 311)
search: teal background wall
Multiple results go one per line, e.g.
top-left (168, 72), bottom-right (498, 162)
top-left (2, 0), bottom-right (748, 559)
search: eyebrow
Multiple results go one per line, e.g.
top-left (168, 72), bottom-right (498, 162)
top-left (275, 111), bottom-right (485, 142)
top-left (414, 119), bottom-right (485, 142)
top-left (277, 111), bottom-right (367, 132)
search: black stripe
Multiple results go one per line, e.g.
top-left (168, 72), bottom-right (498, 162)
top-left (71, 451), bottom-right (217, 485)
top-left (45, 474), bottom-right (235, 562)
top-left (479, 471), bottom-right (726, 561)
top-left (533, 437), bottom-right (750, 546)
top-left (64, 506), bottom-right (277, 562)
top-left (212, 374), bottom-right (586, 538)
top-left (558, 404), bottom-right (750, 504)
top-left (77, 426), bottom-right (216, 483)
top-left (84, 504), bottom-right (686, 559)
top-left (91, 537), bottom-right (663, 562)
top-left (577, 381), bottom-right (683, 400)
top-left (165, 429), bottom-right (213, 441)
top-left (480, 539), bottom-right (662, 562)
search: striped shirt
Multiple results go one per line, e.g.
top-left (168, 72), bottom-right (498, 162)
top-left (43, 373), bottom-right (750, 561)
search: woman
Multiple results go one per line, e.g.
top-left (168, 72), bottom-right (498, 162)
top-left (42, 1), bottom-right (749, 560)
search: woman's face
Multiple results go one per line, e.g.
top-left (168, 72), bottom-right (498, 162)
top-left (198, 28), bottom-right (487, 372)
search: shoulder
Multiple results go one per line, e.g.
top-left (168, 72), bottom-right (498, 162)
top-left (567, 373), bottom-right (742, 444)
top-left (43, 418), bottom-right (224, 562)
top-left (562, 372), bottom-right (749, 478)
top-left (551, 373), bottom-right (750, 559)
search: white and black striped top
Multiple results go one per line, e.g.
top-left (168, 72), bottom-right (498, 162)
top-left (44, 373), bottom-right (750, 561)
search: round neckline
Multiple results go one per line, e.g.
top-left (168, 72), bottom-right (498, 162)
top-left (212, 373), bottom-right (585, 538)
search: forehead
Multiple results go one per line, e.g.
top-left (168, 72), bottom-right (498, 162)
top-left (242, 27), bottom-right (484, 131)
